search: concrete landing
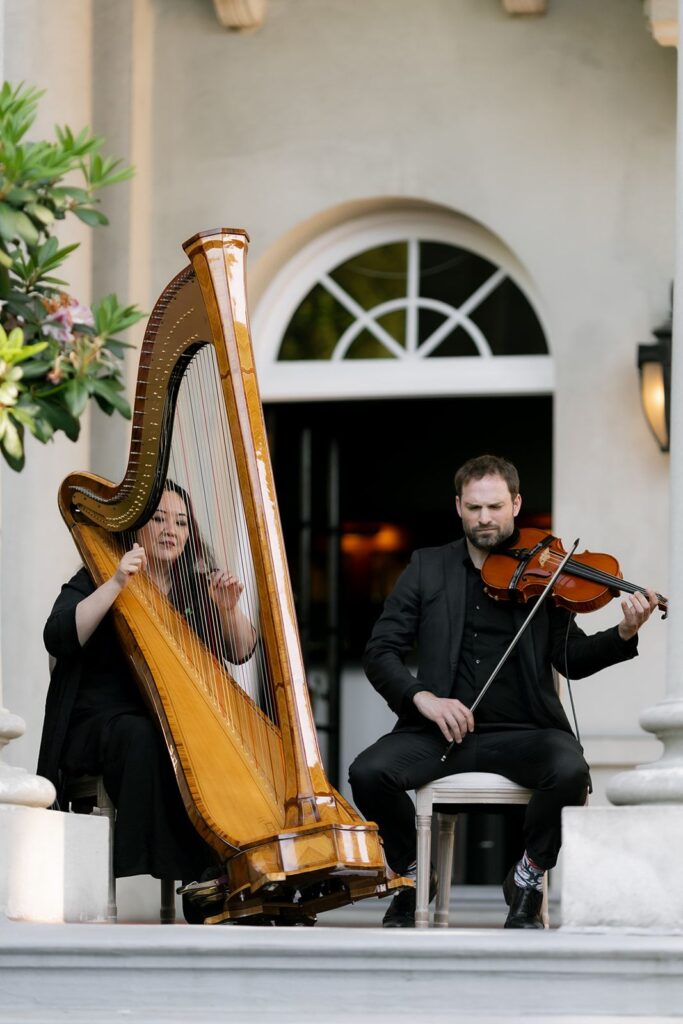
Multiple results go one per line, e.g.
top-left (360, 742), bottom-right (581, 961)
top-left (1, 921), bottom-right (683, 1023)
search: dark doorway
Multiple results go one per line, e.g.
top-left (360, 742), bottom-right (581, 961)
top-left (266, 394), bottom-right (552, 882)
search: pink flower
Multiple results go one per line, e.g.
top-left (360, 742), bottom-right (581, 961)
top-left (41, 297), bottom-right (94, 344)
top-left (69, 301), bottom-right (95, 329)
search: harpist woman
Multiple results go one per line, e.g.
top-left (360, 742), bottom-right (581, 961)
top-left (37, 480), bottom-right (255, 894)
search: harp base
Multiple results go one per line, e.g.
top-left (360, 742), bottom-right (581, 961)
top-left (178, 819), bottom-right (409, 924)
top-left (183, 872), bottom-right (411, 926)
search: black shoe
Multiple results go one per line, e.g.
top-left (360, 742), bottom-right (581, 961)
top-left (382, 868), bottom-right (437, 928)
top-left (502, 866), bottom-right (544, 929)
top-left (182, 893), bottom-right (206, 924)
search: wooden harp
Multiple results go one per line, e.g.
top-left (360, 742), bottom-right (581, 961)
top-left (58, 229), bottom-right (400, 923)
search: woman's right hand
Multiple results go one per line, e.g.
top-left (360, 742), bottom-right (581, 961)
top-left (114, 543), bottom-right (147, 588)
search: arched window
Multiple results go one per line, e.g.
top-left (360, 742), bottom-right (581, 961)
top-left (279, 239), bottom-right (547, 363)
top-left (253, 209), bottom-right (552, 401)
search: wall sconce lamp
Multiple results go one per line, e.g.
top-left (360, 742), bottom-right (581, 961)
top-left (638, 311), bottom-right (671, 453)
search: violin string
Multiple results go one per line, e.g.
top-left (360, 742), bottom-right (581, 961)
top-left (534, 551), bottom-right (655, 598)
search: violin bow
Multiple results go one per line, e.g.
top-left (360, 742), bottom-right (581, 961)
top-left (440, 537), bottom-right (580, 763)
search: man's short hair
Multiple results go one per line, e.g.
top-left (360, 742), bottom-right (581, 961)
top-left (454, 455), bottom-right (520, 498)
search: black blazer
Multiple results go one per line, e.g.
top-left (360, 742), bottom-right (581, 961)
top-left (363, 539), bottom-right (638, 733)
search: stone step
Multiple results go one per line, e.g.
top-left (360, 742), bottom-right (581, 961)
top-left (1, 921), bottom-right (682, 1022)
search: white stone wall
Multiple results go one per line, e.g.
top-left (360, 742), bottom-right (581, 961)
top-left (123, 0), bottom-right (673, 772)
top-left (0, 0), bottom-right (676, 916)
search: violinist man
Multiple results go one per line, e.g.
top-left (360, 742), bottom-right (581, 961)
top-left (349, 454), bottom-right (657, 928)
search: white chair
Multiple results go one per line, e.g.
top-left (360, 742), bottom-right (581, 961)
top-left (414, 772), bottom-right (549, 929)
top-left (65, 773), bottom-right (177, 923)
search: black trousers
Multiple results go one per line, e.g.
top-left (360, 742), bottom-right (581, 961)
top-left (64, 711), bottom-right (215, 880)
top-left (349, 725), bottom-right (589, 874)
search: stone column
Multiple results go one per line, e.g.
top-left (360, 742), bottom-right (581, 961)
top-left (0, 482), bottom-right (54, 802)
top-left (0, 0), bottom-right (55, 813)
top-left (561, 0), bottom-right (683, 928)
top-left (606, 0), bottom-right (683, 808)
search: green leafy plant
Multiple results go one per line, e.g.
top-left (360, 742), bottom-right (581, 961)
top-left (0, 81), bottom-right (145, 470)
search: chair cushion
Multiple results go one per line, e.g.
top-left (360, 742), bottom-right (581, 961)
top-left (416, 772), bottom-right (533, 812)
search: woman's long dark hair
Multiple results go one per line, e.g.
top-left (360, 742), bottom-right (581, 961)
top-left (123, 480), bottom-right (223, 656)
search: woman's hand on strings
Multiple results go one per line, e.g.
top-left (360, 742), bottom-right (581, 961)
top-left (412, 691), bottom-right (475, 743)
top-left (114, 543), bottom-right (147, 589)
top-left (209, 571), bottom-right (256, 661)
top-left (617, 587), bottom-right (658, 641)
top-left (208, 569), bottom-right (244, 611)
top-left (76, 544), bottom-right (146, 646)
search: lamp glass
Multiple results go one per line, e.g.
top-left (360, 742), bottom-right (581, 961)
top-left (640, 360), bottom-right (668, 450)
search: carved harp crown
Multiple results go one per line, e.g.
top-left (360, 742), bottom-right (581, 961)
top-left (59, 229), bottom-right (396, 922)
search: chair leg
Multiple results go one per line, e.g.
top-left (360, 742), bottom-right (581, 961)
top-left (92, 803), bottom-right (117, 923)
top-left (415, 812), bottom-right (432, 929)
top-left (434, 815), bottom-right (456, 928)
top-left (160, 879), bottom-right (177, 924)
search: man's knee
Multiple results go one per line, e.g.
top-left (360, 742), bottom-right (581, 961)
top-left (551, 754), bottom-right (590, 803)
top-left (348, 748), bottom-right (376, 798)
top-left (348, 744), bottom-right (398, 801)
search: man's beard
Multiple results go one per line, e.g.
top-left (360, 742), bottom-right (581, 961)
top-left (464, 520), bottom-right (515, 552)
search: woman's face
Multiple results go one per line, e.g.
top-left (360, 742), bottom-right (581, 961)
top-left (137, 489), bottom-right (190, 568)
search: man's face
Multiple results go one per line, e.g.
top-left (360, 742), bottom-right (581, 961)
top-left (455, 473), bottom-right (521, 552)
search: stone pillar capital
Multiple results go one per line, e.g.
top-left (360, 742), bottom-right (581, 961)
top-left (212, 0), bottom-right (267, 31)
top-left (646, 0), bottom-right (678, 46)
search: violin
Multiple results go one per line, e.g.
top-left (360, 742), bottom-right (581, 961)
top-left (480, 528), bottom-right (668, 618)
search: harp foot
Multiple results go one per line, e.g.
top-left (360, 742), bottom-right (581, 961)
top-left (179, 869), bottom-right (412, 925)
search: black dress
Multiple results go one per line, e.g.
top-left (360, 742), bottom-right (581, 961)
top-left (37, 567), bottom-right (215, 881)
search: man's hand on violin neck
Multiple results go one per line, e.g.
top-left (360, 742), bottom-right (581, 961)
top-left (617, 588), bottom-right (658, 641)
top-left (413, 691), bottom-right (475, 743)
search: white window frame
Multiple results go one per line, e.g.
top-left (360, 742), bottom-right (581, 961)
top-left (251, 209), bottom-right (553, 402)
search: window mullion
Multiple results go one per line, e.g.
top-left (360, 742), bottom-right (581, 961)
top-left (406, 239), bottom-right (420, 356)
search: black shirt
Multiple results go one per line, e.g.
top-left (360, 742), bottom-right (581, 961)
top-left (451, 557), bottom-right (534, 726)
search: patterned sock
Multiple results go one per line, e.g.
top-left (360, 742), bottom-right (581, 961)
top-left (513, 850), bottom-right (544, 892)
top-left (403, 859), bottom-right (417, 881)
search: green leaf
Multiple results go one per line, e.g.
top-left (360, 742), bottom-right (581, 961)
top-left (12, 399), bottom-right (53, 442)
top-left (0, 205), bottom-right (15, 241)
top-left (0, 249), bottom-right (12, 269)
top-left (90, 377), bottom-right (131, 418)
top-left (0, 203), bottom-right (40, 245)
top-left (63, 377), bottom-right (89, 418)
top-left (93, 393), bottom-right (114, 416)
top-left (38, 275), bottom-right (69, 286)
top-left (12, 341), bottom-right (48, 364)
top-left (24, 202), bottom-right (54, 226)
top-left (17, 358), bottom-right (53, 379)
top-left (103, 338), bottom-right (135, 354)
top-left (52, 186), bottom-right (91, 204)
top-left (33, 396), bottom-right (80, 441)
top-left (1, 415), bottom-right (25, 470)
top-left (73, 206), bottom-right (108, 227)
top-left (4, 187), bottom-right (37, 206)
top-left (0, 382), bottom-right (19, 405)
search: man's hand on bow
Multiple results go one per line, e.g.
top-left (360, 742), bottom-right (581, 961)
top-left (412, 691), bottom-right (475, 743)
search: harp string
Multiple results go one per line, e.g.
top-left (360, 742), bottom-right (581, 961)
top-left (174, 346), bottom-right (279, 773)
top-left (192, 343), bottom-right (280, 777)
top-left (196, 345), bottom-right (273, 766)
top-left (114, 345), bottom-right (282, 787)
top-left (185, 346), bottom-right (258, 741)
